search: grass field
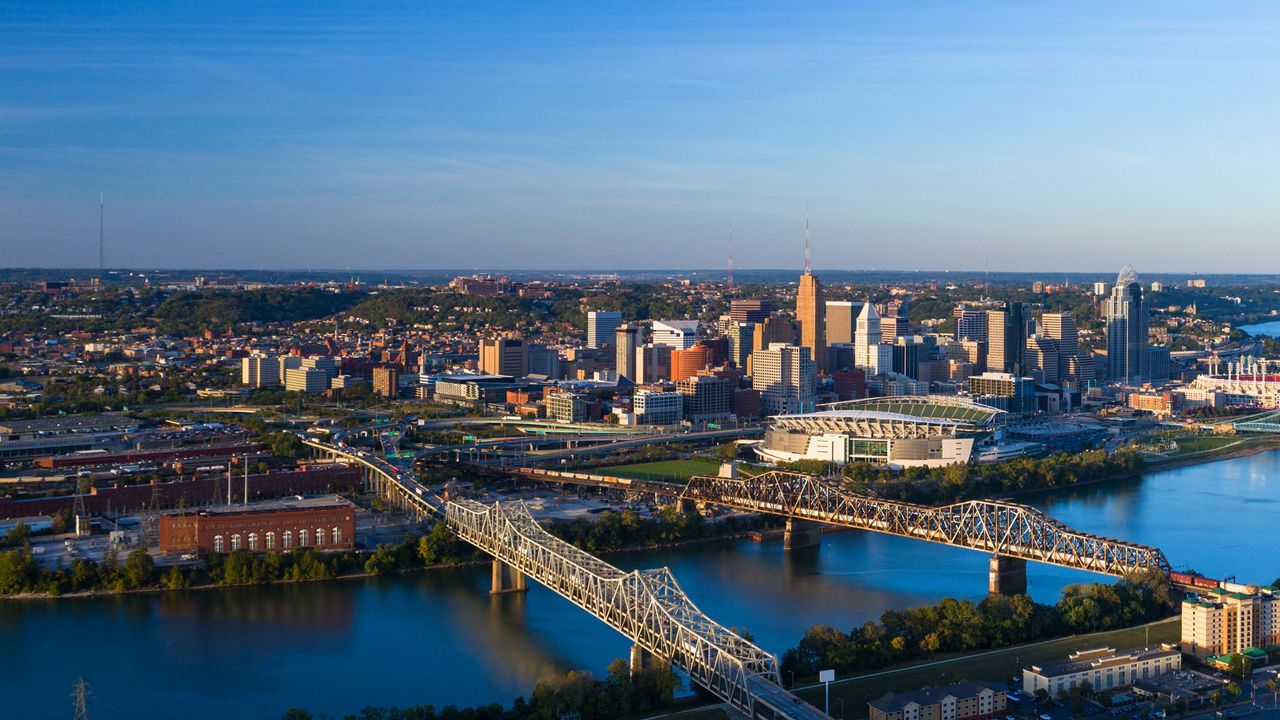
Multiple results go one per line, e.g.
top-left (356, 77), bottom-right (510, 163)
top-left (598, 458), bottom-right (762, 482)
top-left (791, 617), bottom-right (1181, 719)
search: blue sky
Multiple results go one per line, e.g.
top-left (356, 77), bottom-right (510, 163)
top-left (2, 1), bottom-right (1278, 271)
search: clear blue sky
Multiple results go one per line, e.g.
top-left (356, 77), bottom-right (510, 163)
top-left (2, 1), bottom-right (1278, 272)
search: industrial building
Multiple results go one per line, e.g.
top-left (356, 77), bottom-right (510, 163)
top-left (159, 495), bottom-right (356, 555)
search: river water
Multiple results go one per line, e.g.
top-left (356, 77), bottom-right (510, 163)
top-left (4, 451), bottom-right (1279, 719)
top-left (1241, 320), bottom-right (1280, 338)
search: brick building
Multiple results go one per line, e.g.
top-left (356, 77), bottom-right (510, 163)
top-left (159, 496), bottom-right (357, 555)
top-left (868, 680), bottom-right (1005, 720)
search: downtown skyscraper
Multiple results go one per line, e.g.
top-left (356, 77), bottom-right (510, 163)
top-left (1105, 264), bottom-right (1149, 384)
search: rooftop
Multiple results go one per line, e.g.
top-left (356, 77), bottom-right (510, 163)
top-left (0, 414), bottom-right (139, 435)
top-left (1027, 646), bottom-right (1179, 679)
top-left (165, 494), bottom-right (353, 518)
top-left (869, 680), bottom-right (1003, 713)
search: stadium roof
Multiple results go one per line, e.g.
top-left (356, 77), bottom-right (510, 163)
top-left (820, 395), bottom-right (1004, 425)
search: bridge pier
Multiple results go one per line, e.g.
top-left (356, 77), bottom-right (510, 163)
top-left (629, 644), bottom-right (670, 676)
top-left (783, 519), bottom-right (822, 551)
top-left (988, 555), bottom-right (1027, 595)
top-left (490, 559), bottom-right (527, 594)
top-left (677, 497), bottom-right (698, 514)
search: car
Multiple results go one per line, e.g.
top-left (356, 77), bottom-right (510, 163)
top-left (1041, 714), bottom-right (1053, 720)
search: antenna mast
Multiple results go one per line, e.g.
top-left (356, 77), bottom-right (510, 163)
top-left (72, 677), bottom-right (90, 720)
top-left (803, 206), bottom-right (811, 274)
top-left (98, 194), bottom-right (106, 277)
top-left (727, 225), bottom-right (734, 289)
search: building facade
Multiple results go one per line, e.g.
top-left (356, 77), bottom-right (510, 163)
top-left (868, 680), bottom-right (1005, 720)
top-left (1181, 585), bottom-right (1280, 660)
top-left (586, 310), bottom-right (623, 349)
top-left (797, 272), bottom-right (826, 373)
top-left (752, 343), bottom-right (815, 416)
top-left (1023, 646), bottom-right (1181, 697)
top-left (159, 497), bottom-right (356, 555)
top-left (1105, 265), bottom-right (1149, 384)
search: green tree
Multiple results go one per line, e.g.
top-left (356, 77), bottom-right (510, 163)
top-left (0, 548), bottom-right (35, 594)
top-left (122, 548), bottom-right (155, 589)
top-left (281, 709), bottom-right (313, 720)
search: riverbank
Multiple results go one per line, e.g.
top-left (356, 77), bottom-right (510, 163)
top-left (1142, 436), bottom-right (1280, 471)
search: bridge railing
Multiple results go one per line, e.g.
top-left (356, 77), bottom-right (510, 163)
top-left (682, 471), bottom-right (1171, 576)
top-left (445, 498), bottom-right (782, 716)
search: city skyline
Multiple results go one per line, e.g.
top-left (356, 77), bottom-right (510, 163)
top-left (4, 2), bottom-right (1280, 272)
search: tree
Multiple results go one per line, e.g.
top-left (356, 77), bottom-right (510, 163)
top-left (122, 548), bottom-right (155, 589)
top-left (0, 548), bottom-right (35, 594)
top-left (1265, 678), bottom-right (1279, 706)
top-left (281, 709), bottom-right (312, 720)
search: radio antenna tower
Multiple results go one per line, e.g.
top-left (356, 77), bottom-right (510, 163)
top-left (98, 194), bottom-right (105, 276)
top-left (803, 205), bottom-right (812, 274)
top-left (72, 677), bottom-right (90, 720)
top-left (727, 225), bottom-right (734, 289)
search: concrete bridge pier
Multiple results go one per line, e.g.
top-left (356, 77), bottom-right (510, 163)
top-left (988, 554), bottom-right (1027, 595)
top-left (629, 644), bottom-right (670, 676)
top-left (783, 519), bottom-right (822, 551)
top-left (677, 497), bottom-right (698, 514)
top-left (490, 559), bottom-right (527, 594)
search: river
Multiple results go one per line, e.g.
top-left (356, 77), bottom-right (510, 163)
top-left (4, 450), bottom-right (1279, 719)
top-left (1241, 320), bottom-right (1280, 338)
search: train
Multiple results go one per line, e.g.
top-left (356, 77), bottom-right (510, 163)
top-left (1169, 571), bottom-right (1221, 590)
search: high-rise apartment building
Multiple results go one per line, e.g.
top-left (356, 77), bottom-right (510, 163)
top-left (730, 299), bottom-right (772, 324)
top-left (651, 320), bottom-right (699, 350)
top-left (825, 300), bottom-right (862, 345)
top-left (372, 365), bottom-right (400, 398)
top-left (241, 356), bottom-right (281, 388)
top-left (586, 311), bottom-right (623, 349)
top-left (614, 324), bottom-right (639, 382)
top-left (797, 272), bottom-right (826, 373)
top-left (676, 375), bottom-right (733, 422)
top-left (1105, 265), bottom-right (1149, 384)
top-left (479, 337), bottom-right (528, 377)
top-left (752, 343), bottom-right (815, 416)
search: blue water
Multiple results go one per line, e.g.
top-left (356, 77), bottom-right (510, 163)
top-left (3, 451), bottom-right (1278, 719)
top-left (1241, 320), bottom-right (1280, 338)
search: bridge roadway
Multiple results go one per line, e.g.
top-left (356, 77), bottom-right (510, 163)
top-left (512, 467), bottom-right (1173, 579)
top-left (302, 439), bottom-right (830, 720)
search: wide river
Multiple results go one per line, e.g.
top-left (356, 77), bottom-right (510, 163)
top-left (4, 450), bottom-right (1279, 719)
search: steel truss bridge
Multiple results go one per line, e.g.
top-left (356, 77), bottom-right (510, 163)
top-left (303, 439), bottom-right (829, 720)
top-left (1232, 410), bottom-right (1280, 433)
top-left (513, 467), bottom-right (1172, 578)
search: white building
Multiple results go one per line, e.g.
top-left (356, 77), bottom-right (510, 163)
top-left (1023, 646), bottom-right (1181, 698)
top-left (633, 389), bottom-right (682, 425)
top-left (650, 319), bottom-right (700, 350)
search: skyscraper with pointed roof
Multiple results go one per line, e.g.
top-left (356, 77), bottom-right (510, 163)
top-left (796, 213), bottom-right (826, 373)
top-left (1105, 264), bottom-right (1149, 384)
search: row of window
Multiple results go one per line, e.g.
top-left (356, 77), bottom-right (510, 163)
top-left (212, 527), bottom-right (343, 552)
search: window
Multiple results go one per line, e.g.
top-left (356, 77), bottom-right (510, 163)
top-left (266, 532), bottom-right (276, 550)
top-left (331, 527), bottom-right (341, 545)
top-left (248, 533), bottom-right (259, 551)
top-left (230, 534), bottom-right (242, 551)
top-left (315, 528), bottom-right (324, 547)
top-left (283, 531), bottom-right (293, 549)
top-left (300, 529), bottom-right (309, 546)
top-left (213, 535), bottom-right (224, 552)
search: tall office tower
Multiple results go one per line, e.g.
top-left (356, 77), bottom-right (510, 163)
top-left (985, 304), bottom-right (1029, 375)
top-left (614, 324), bottom-right (639, 382)
top-left (651, 319), bottom-right (699, 349)
top-left (479, 337), bottom-right (529, 377)
top-left (881, 315), bottom-right (909, 343)
top-left (1040, 312), bottom-right (1080, 383)
top-left (754, 315), bottom-right (797, 352)
top-left (586, 310), bottom-right (623, 349)
top-left (893, 336), bottom-right (929, 380)
top-left (825, 300), bottom-right (862, 344)
top-left (635, 343), bottom-right (673, 383)
top-left (953, 308), bottom-right (988, 342)
top-left (730, 299), bottom-right (772, 324)
top-left (1093, 282), bottom-right (1110, 297)
top-left (751, 344), bottom-right (816, 416)
top-left (1105, 265), bottom-right (1149, 384)
top-left (527, 343), bottom-right (562, 379)
top-left (1025, 335), bottom-right (1060, 384)
top-left (797, 272), bottom-right (826, 373)
top-left (726, 321), bottom-right (756, 369)
top-left (855, 302), bottom-right (882, 370)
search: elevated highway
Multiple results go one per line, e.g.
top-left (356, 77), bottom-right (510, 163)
top-left (302, 438), bottom-right (830, 720)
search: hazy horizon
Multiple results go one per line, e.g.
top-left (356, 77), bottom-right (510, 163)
top-left (3, 2), bottom-right (1279, 272)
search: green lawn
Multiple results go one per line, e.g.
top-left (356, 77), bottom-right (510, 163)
top-left (792, 617), bottom-right (1180, 719)
top-left (598, 458), bottom-right (749, 482)
top-left (1167, 436), bottom-right (1243, 455)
